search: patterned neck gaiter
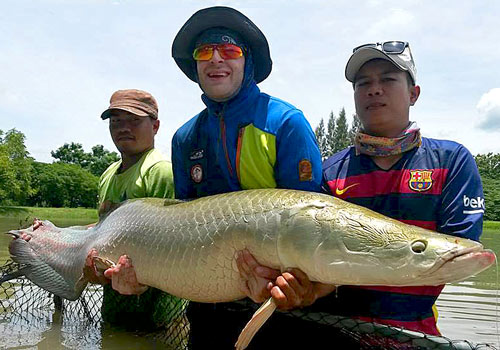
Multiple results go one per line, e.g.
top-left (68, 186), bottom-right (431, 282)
top-left (354, 121), bottom-right (422, 157)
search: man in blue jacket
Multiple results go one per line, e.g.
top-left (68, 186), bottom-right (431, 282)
top-left (171, 6), bottom-right (342, 349)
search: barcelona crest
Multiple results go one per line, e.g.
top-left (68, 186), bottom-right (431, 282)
top-left (409, 170), bottom-right (433, 192)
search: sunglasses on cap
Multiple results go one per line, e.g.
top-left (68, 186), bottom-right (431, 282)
top-left (353, 41), bottom-right (409, 54)
top-left (193, 44), bottom-right (243, 61)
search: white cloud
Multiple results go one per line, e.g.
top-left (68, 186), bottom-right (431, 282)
top-left (477, 88), bottom-right (500, 131)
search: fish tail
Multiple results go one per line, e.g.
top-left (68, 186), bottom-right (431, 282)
top-left (6, 237), bottom-right (83, 300)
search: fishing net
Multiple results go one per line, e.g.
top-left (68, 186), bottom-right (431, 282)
top-left (0, 259), bottom-right (189, 350)
top-left (0, 259), bottom-right (497, 350)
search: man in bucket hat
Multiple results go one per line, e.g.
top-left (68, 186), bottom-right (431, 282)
top-left (92, 89), bottom-right (186, 336)
top-left (170, 6), bottom-right (343, 349)
top-left (322, 42), bottom-right (484, 335)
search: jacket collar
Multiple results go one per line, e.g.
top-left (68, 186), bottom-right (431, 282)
top-left (201, 81), bottom-right (260, 120)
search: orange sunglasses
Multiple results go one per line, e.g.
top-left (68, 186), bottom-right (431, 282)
top-left (193, 44), bottom-right (243, 61)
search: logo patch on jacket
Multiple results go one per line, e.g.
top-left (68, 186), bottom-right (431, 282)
top-left (409, 170), bottom-right (433, 192)
top-left (298, 159), bottom-right (313, 181)
top-left (191, 164), bottom-right (203, 183)
top-left (190, 149), bottom-right (204, 160)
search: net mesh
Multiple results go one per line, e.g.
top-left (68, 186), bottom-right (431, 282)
top-left (0, 259), bottom-right (497, 350)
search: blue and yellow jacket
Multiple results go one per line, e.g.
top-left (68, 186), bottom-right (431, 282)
top-left (172, 82), bottom-right (322, 199)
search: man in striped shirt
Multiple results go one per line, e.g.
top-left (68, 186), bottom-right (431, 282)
top-left (321, 41), bottom-right (484, 335)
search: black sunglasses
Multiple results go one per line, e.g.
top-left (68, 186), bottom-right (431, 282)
top-left (353, 41), bottom-right (409, 54)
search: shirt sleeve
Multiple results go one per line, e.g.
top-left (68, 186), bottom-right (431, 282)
top-left (275, 110), bottom-right (322, 192)
top-left (143, 160), bottom-right (175, 199)
top-left (438, 145), bottom-right (484, 241)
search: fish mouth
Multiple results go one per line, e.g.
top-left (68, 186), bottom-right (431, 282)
top-left (424, 245), bottom-right (496, 281)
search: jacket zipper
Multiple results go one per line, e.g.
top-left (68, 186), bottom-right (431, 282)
top-left (236, 127), bottom-right (245, 183)
top-left (219, 113), bottom-right (234, 178)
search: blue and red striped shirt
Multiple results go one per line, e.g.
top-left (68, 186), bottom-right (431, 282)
top-left (319, 137), bottom-right (484, 335)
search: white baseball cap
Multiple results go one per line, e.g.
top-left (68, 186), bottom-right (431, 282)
top-left (345, 41), bottom-right (417, 84)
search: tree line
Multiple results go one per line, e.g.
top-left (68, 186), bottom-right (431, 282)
top-left (1, 126), bottom-right (499, 221)
top-left (314, 107), bottom-right (361, 158)
top-left (0, 129), bottom-right (118, 208)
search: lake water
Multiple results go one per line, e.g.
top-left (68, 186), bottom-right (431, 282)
top-left (0, 217), bottom-right (499, 349)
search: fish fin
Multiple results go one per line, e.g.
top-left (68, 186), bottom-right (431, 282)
top-left (92, 256), bottom-right (116, 274)
top-left (162, 198), bottom-right (184, 206)
top-left (235, 297), bottom-right (277, 350)
top-left (7, 238), bottom-right (84, 300)
top-left (285, 201), bottom-right (327, 219)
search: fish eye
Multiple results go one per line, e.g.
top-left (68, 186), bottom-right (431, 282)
top-left (411, 240), bottom-right (427, 253)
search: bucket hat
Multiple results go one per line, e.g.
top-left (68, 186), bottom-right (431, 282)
top-left (172, 6), bottom-right (272, 83)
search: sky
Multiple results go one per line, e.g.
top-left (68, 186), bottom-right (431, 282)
top-left (1, 0), bottom-right (499, 163)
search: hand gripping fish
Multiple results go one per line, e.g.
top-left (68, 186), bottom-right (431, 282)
top-left (2, 189), bottom-right (496, 349)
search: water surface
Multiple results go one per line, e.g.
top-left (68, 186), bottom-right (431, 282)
top-left (1, 217), bottom-right (498, 349)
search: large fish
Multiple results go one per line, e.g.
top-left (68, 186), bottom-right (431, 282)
top-left (2, 189), bottom-right (496, 349)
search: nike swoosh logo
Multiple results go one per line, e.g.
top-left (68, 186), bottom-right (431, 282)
top-left (335, 183), bottom-right (359, 196)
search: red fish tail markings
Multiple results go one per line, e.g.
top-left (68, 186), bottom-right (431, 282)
top-left (31, 234), bottom-right (87, 259)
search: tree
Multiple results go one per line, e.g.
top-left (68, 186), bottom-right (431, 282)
top-left (29, 162), bottom-right (98, 208)
top-left (331, 108), bottom-right (350, 153)
top-left (482, 176), bottom-right (500, 221)
top-left (314, 118), bottom-right (328, 159)
top-left (326, 111), bottom-right (336, 157)
top-left (0, 139), bottom-right (16, 203)
top-left (52, 142), bottom-right (119, 177)
top-left (0, 129), bottom-right (34, 205)
top-left (474, 153), bottom-right (500, 221)
top-left (88, 145), bottom-right (120, 177)
top-left (315, 108), bottom-right (360, 159)
top-left (474, 153), bottom-right (500, 179)
top-left (349, 114), bottom-right (362, 144)
top-left (51, 142), bottom-right (90, 168)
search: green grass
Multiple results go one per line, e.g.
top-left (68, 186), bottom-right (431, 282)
top-left (484, 221), bottom-right (500, 230)
top-left (0, 206), bottom-right (98, 222)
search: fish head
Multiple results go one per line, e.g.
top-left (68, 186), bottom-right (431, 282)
top-left (303, 204), bottom-right (496, 287)
top-left (7, 220), bottom-right (59, 240)
top-left (336, 216), bottom-right (496, 286)
top-left (401, 228), bottom-right (496, 285)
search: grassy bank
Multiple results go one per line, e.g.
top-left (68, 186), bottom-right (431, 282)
top-left (0, 206), bottom-right (98, 222)
top-left (484, 221), bottom-right (500, 230)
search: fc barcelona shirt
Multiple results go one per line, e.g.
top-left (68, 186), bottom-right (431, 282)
top-left (319, 137), bottom-right (484, 335)
top-left (322, 137), bottom-right (484, 240)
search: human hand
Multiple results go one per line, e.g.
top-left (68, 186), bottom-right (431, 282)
top-left (83, 248), bottom-right (110, 285)
top-left (16, 218), bottom-right (44, 241)
top-left (103, 255), bottom-right (149, 295)
top-left (270, 268), bottom-right (336, 311)
top-left (98, 200), bottom-right (120, 219)
top-left (236, 249), bottom-right (281, 303)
